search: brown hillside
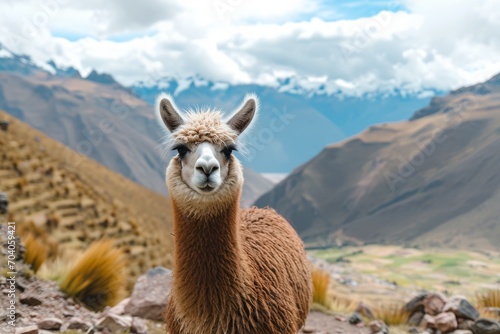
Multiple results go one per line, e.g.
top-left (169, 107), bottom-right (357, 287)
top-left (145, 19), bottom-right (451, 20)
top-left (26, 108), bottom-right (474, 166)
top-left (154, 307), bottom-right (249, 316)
top-left (0, 111), bottom-right (173, 286)
top-left (255, 75), bottom-right (500, 251)
top-left (0, 69), bottom-right (273, 205)
top-left (0, 70), bottom-right (166, 194)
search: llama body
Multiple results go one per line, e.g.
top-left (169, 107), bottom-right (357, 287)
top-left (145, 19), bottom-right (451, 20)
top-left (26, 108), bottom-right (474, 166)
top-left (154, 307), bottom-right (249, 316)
top-left (158, 95), bottom-right (312, 334)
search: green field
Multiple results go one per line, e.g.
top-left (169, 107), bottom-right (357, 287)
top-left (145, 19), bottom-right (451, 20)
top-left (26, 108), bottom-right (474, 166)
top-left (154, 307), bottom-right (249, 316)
top-left (310, 245), bottom-right (500, 303)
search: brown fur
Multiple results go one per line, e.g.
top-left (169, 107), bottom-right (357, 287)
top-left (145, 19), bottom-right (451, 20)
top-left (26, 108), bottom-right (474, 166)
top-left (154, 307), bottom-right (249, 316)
top-left (163, 112), bottom-right (312, 334)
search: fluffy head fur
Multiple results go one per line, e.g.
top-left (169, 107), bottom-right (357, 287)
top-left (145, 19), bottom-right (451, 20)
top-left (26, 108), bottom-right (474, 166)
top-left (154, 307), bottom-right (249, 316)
top-left (155, 93), bottom-right (259, 159)
top-left (172, 111), bottom-right (238, 146)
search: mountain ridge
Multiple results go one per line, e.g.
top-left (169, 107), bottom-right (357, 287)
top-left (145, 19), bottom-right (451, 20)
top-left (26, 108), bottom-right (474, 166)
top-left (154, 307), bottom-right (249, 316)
top-left (0, 43), bottom-right (434, 174)
top-left (255, 73), bottom-right (500, 251)
top-left (0, 47), bottom-right (273, 205)
top-left (133, 79), bottom-right (432, 172)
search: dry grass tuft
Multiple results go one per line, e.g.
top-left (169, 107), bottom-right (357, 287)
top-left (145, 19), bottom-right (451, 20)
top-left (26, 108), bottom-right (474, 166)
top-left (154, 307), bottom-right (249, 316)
top-left (477, 289), bottom-right (500, 308)
top-left (329, 294), bottom-right (357, 315)
top-left (372, 303), bottom-right (409, 326)
top-left (312, 266), bottom-right (330, 307)
top-left (477, 289), bottom-right (500, 319)
top-left (60, 240), bottom-right (127, 311)
top-left (23, 233), bottom-right (48, 273)
top-left (38, 250), bottom-right (80, 285)
top-left (18, 221), bottom-right (59, 258)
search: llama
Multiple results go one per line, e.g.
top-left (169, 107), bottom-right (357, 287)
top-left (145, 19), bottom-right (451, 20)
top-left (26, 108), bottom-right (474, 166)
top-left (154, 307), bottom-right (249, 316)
top-left (158, 94), bottom-right (312, 334)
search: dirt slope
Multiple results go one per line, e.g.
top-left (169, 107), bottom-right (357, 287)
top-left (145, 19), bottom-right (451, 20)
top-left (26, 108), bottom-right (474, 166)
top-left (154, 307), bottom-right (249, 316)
top-left (0, 110), bottom-right (174, 284)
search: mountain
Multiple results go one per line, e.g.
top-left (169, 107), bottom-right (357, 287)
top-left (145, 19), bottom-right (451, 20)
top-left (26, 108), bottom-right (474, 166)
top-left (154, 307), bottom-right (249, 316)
top-left (411, 73), bottom-right (500, 120)
top-left (132, 78), bottom-right (432, 173)
top-left (255, 73), bottom-right (500, 251)
top-left (0, 44), bottom-right (432, 177)
top-left (0, 45), bottom-right (272, 205)
top-left (0, 110), bottom-right (173, 287)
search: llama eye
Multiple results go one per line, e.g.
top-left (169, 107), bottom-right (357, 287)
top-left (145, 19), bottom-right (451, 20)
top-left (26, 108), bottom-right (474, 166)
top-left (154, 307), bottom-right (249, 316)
top-left (221, 146), bottom-right (237, 159)
top-left (173, 144), bottom-right (190, 158)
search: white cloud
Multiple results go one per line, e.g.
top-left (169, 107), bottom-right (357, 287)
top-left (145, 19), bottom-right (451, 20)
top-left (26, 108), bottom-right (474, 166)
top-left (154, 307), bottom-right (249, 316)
top-left (1, 0), bottom-right (500, 96)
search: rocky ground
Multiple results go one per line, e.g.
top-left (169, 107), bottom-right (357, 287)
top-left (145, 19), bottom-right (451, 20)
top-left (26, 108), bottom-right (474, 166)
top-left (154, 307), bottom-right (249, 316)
top-left (0, 263), bottom-right (373, 334)
top-left (5, 267), bottom-right (497, 334)
top-left (301, 312), bottom-right (371, 334)
top-left (1, 224), bottom-right (499, 334)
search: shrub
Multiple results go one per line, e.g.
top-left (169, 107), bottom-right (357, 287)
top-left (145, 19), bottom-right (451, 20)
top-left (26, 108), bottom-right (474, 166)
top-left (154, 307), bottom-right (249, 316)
top-left (311, 266), bottom-right (330, 307)
top-left (60, 240), bottom-right (127, 311)
top-left (23, 233), bottom-right (48, 272)
top-left (477, 289), bottom-right (500, 319)
top-left (477, 289), bottom-right (500, 308)
top-left (38, 250), bottom-right (79, 285)
top-left (18, 221), bottom-right (59, 259)
top-left (372, 303), bottom-right (409, 326)
top-left (329, 294), bottom-right (357, 314)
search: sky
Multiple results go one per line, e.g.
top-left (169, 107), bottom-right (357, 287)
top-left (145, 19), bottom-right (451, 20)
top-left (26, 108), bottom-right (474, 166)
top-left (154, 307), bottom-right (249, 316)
top-left (1, 0), bottom-right (500, 96)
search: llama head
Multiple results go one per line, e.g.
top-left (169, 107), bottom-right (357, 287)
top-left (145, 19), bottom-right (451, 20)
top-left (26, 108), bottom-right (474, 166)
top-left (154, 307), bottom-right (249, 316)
top-left (158, 94), bottom-right (257, 204)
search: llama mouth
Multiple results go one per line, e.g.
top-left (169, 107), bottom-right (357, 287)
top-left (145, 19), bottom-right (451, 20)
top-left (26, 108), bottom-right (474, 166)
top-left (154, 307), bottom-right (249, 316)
top-left (198, 185), bottom-right (215, 192)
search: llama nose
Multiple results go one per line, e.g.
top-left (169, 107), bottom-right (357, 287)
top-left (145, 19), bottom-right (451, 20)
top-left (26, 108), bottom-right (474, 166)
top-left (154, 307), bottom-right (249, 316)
top-left (195, 158), bottom-right (219, 176)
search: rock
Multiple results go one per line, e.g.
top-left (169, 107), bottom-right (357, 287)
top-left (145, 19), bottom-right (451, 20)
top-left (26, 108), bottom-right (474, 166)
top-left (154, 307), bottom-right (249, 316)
top-left (0, 120), bottom-right (9, 131)
top-left (62, 310), bottom-right (74, 317)
top-left (96, 313), bottom-right (132, 332)
top-left (471, 318), bottom-right (500, 334)
top-left (20, 295), bottom-right (43, 306)
top-left (422, 314), bottom-right (437, 329)
top-left (356, 302), bottom-right (375, 320)
top-left (16, 280), bottom-right (27, 292)
top-left (37, 317), bottom-right (62, 330)
top-left (409, 311), bottom-right (426, 327)
top-left (443, 296), bottom-right (479, 320)
top-left (369, 320), bottom-right (386, 333)
top-left (424, 293), bottom-right (447, 316)
top-left (450, 330), bottom-right (472, 334)
top-left (131, 317), bottom-right (148, 334)
top-left (302, 327), bottom-right (316, 333)
top-left (67, 317), bottom-right (92, 331)
top-left (406, 293), bottom-right (428, 313)
top-left (349, 312), bottom-right (363, 325)
top-left (109, 297), bottom-right (130, 315)
top-left (15, 325), bottom-right (38, 334)
top-left (335, 315), bottom-right (346, 322)
top-left (0, 192), bottom-right (8, 214)
top-left (409, 327), bottom-right (422, 334)
top-left (124, 267), bottom-right (172, 321)
top-left (457, 318), bottom-right (474, 330)
top-left (435, 312), bottom-right (458, 333)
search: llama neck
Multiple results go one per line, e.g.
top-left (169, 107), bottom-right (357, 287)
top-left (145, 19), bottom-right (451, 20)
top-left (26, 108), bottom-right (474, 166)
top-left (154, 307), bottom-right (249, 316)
top-left (171, 189), bottom-right (250, 310)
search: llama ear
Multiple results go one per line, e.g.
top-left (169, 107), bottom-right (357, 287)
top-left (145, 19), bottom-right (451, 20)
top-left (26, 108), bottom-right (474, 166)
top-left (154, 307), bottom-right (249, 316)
top-left (227, 96), bottom-right (257, 135)
top-left (159, 97), bottom-right (184, 132)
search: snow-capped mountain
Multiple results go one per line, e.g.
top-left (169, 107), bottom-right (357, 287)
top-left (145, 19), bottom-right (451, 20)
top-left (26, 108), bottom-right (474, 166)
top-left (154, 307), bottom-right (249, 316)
top-left (0, 43), bottom-right (435, 173)
top-left (132, 76), bottom-right (433, 172)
